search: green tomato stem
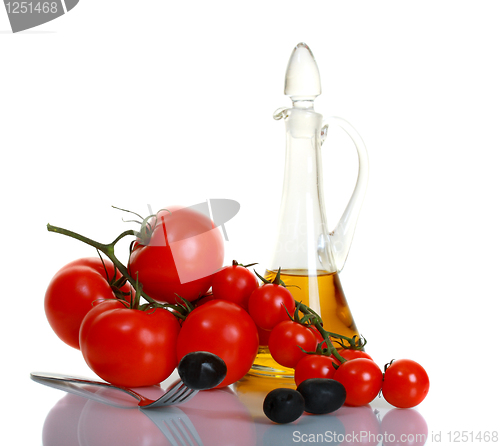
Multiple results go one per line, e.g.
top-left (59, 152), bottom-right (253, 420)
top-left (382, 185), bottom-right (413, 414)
top-left (312, 322), bottom-right (346, 364)
top-left (293, 300), bottom-right (367, 364)
top-left (46, 223), bottom-right (157, 305)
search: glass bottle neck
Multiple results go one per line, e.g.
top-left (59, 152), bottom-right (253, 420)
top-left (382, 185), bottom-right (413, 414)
top-left (268, 107), bottom-right (337, 275)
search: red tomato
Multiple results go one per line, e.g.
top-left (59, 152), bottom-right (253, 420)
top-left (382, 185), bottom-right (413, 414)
top-left (80, 304), bottom-right (180, 387)
top-left (44, 257), bottom-right (133, 350)
top-left (294, 354), bottom-right (337, 386)
top-left (247, 284), bottom-right (295, 330)
top-left (268, 321), bottom-right (317, 368)
top-left (128, 207), bottom-right (224, 303)
top-left (176, 300), bottom-right (259, 388)
top-left (79, 299), bottom-right (128, 344)
top-left (338, 349), bottom-right (374, 362)
top-left (334, 358), bottom-right (383, 407)
top-left (382, 359), bottom-right (430, 408)
top-left (211, 262), bottom-right (258, 310)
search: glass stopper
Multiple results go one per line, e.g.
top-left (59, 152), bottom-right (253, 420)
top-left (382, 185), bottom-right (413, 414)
top-left (284, 42), bottom-right (322, 102)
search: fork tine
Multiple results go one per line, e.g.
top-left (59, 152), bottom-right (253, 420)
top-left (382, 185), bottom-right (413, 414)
top-left (160, 387), bottom-right (196, 405)
top-left (168, 386), bottom-right (196, 404)
top-left (144, 382), bottom-right (198, 408)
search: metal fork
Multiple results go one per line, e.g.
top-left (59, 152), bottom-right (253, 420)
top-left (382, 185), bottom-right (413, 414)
top-left (30, 371), bottom-right (198, 409)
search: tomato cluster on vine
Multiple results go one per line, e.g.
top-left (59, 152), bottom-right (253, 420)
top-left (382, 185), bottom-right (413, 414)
top-left (45, 207), bottom-right (259, 389)
top-left (43, 205), bottom-right (429, 424)
top-left (209, 266), bottom-right (430, 418)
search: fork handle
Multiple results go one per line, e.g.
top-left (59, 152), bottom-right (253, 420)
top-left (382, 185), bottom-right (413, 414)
top-left (30, 371), bottom-right (151, 406)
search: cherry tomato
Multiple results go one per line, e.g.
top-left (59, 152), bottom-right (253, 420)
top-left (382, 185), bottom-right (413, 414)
top-left (333, 358), bottom-right (383, 407)
top-left (382, 359), bottom-right (430, 408)
top-left (211, 262), bottom-right (258, 310)
top-left (338, 349), bottom-right (374, 362)
top-left (247, 284), bottom-right (295, 330)
top-left (268, 321), bottom-right (317, 368)
top-left (44, 257), bottom-right (133, 350)
top-left (79, 304), bottom-right (180, 387)
top-left (128, 206), bottom-right (224, 303)
top-left (294, 354), bottom-right (337, 386)
top-left (176, 300), bottom-right (259, 388)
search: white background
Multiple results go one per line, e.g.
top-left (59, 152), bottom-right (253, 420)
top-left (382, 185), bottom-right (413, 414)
top-left (1, 1), bottom-right (500, 444)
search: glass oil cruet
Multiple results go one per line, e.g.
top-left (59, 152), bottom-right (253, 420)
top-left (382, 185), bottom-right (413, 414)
top-left (250, 43), bottom-right (369, 378)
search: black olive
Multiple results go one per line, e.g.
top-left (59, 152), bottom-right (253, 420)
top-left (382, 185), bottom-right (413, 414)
top-left (263, 388), bottom-right (305, 424)
top-left (177, 351), bottom-right (227, 390)
top-left (296, 378), bottom-right (346, 414)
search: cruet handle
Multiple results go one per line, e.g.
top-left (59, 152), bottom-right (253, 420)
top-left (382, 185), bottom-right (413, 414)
top-left (322, 116), bottom-right (369, 272)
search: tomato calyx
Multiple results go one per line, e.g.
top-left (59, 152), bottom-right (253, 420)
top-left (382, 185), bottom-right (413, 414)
top-left (383, 359), bottom-right (396, 375)
top-left (254, 267), bottom-right (289, 287)
top-left (254, 267), bottom-right (301, 292)
top-left (231, 259), bottom-right (258, 268)
top-left (169, 294), bottom-right (196, 320)
top-left (91, 250), bottom-right (134, 303)
top-left (381, 359), bottom-right (397, 385)
top-left (112, 205), bottom-right (172, 247)
top-left (130, 283), bottom-right (193, 319)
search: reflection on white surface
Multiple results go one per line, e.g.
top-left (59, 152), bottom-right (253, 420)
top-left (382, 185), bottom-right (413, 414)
top-left (41, 376), bottom-right (428, 445)
top-left (379, 409), bottom-right (427, 446)
top-left (235, 375), bottom-right (429, 445)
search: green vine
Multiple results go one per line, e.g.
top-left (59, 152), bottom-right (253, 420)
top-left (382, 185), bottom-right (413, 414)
top-left (47, 214), bottom-right (196, 318)
top-left (47, 223), bottom-right (158, 308)
top-left (290, 300), bottom-right (367, 366)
